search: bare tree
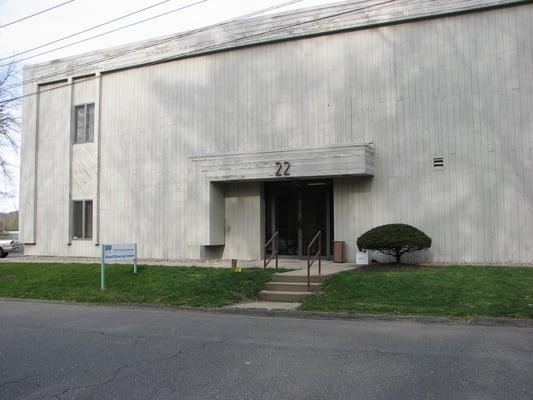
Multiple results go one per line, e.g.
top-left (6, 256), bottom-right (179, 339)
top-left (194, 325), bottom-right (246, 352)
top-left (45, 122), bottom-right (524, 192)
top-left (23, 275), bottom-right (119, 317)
top-left (0, 59), bottom-right (20, 199)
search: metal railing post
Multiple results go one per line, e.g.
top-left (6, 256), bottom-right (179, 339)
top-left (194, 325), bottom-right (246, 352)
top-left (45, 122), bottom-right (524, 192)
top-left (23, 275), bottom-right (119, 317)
top-left (306, 230), bottom-right (322, 290)
top-left (318, 234), bottom-right (321, 276)
top-left (275, 238), bottom-right (278, 270)
top-left (264, 231), bottom-right (279, 270)
top-left (307, 247), bottom-right (311, 290)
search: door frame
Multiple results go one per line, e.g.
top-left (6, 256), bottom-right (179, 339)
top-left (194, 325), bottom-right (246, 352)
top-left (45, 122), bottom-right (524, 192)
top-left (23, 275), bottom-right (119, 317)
top-left (265, 180), bottom-right (333, 259)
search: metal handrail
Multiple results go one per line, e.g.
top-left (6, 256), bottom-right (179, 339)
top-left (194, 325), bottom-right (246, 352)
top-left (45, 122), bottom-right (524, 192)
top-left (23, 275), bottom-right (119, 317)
top-left (264, 231), bottom-right (279, 270)
top-left (306, 230), bottom-right (322, 289)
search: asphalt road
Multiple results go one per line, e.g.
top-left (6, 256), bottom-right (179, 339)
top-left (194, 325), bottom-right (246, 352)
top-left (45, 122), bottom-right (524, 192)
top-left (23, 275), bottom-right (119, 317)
top-left (0, 301), bottom-right (532, 400)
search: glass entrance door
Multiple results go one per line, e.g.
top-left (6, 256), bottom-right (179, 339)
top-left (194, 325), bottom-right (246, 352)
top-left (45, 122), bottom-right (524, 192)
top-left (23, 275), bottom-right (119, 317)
top-left (265, 180), bottom-right (332, 258)
top-left (300, 189), bottom-right (329, 256)
top-left (272, 189), bottom-right (299, 256)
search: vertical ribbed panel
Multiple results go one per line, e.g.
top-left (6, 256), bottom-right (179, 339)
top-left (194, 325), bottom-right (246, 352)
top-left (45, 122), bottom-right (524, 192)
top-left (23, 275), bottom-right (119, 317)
top-left (34, 81), bottom-right (71, 254)
top-left (24, 4), bottom-right (533, 262)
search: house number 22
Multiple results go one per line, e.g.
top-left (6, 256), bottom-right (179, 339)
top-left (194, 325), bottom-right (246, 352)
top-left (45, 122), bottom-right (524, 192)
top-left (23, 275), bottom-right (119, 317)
top-left (275, 161), bottom-right (291, 176)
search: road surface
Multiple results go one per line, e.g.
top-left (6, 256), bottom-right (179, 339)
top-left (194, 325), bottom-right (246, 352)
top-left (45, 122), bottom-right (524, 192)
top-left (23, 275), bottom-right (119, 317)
top-left (0, 300), bottom-right (532, 399)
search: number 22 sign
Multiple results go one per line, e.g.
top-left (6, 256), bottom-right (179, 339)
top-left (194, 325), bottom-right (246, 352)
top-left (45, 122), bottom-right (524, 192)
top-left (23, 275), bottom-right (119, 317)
top-left (275, 161), bottom-right (291, 176)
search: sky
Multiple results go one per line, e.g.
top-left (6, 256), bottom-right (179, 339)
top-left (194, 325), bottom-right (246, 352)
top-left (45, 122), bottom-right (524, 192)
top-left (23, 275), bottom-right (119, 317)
top-left (0, 0), bottom-right (340, 212)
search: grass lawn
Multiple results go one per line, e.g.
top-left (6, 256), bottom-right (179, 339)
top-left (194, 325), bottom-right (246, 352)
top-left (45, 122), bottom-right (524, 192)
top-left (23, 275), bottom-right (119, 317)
top-left (0, 263), bottom-right (280, 308)
top-left (299, 266), bottom-right (533, 319)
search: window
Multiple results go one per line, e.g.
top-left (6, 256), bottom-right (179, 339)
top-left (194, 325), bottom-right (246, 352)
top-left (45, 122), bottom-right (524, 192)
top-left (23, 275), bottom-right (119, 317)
top-left (74, 103), bottom-right (95, 144)
top-left (73, 200), bottom-right (93, 239)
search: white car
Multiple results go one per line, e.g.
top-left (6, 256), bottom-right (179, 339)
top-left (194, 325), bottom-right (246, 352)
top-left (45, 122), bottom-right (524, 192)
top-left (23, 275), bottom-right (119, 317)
top-left (0, 240), bottom-right (17, 258)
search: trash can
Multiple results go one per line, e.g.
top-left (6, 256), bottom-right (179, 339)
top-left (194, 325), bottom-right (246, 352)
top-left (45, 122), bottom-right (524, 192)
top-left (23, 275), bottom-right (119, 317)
top-left (333, 241), bottom-right (345, 263)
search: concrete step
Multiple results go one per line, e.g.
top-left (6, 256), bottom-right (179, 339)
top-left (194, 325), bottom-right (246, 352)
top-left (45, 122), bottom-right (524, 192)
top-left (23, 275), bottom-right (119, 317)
top-left (271, 274), bottom-right (327, 283)
top-left (264, 282), bottom-right (320, 292)
top-left (258, 290), bottom-right (314, 302)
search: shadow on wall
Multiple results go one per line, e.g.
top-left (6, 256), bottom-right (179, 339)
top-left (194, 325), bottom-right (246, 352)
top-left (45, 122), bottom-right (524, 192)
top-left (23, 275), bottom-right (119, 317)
top-left (366, 248), bottom-right (433, 265)
top-left (201, 245), bottom-right (224, 259)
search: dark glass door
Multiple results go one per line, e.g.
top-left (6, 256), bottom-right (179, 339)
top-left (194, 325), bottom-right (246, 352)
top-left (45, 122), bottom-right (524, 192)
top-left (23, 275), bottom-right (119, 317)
top-left (265, 181), bottom-right (332, 258)
top-left (273, 189), bottom-right (299, 256)
top-left (300, 190), bottom-right (329, 256)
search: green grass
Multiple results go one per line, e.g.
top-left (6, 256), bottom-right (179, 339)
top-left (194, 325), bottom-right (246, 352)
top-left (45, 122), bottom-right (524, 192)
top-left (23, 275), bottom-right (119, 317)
top-left (299, 266), bottom-right (533, 319)
top-left (0, 263), bottom-right (281, 308)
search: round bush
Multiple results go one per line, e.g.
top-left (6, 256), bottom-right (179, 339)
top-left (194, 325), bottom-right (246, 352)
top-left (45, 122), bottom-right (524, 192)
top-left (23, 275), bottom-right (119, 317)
top-left (357, 224), bottom-right (431, 264)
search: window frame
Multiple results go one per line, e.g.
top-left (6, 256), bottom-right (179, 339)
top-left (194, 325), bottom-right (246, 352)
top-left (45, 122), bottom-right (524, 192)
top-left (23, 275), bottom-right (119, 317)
top-left (73, 103), bottom-right (95, 144)
top-left (72, 200), bottom-right (93, 240)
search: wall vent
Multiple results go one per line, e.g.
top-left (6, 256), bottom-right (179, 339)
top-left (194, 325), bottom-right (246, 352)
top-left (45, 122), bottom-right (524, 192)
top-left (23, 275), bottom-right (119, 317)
top-left (433, 157), bottom-right (444, 169)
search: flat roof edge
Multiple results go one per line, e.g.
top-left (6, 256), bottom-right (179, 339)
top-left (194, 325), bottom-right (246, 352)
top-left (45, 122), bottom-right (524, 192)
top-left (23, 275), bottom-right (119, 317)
top-left (24, 0), bottom-right (528, 82)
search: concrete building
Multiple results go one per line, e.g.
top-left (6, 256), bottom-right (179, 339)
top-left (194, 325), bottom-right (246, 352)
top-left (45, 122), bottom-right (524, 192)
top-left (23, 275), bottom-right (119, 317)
top-left (19, 0), bottom-right (533, 264)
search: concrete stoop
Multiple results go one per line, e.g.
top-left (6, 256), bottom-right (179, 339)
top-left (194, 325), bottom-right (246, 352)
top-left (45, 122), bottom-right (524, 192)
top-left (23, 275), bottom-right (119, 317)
top-left (264, 282), bottom-right (320, 292)
top-left (271, 274), bottom-right (327, 283)
top-left (258, 273), bottom-right (326, 302)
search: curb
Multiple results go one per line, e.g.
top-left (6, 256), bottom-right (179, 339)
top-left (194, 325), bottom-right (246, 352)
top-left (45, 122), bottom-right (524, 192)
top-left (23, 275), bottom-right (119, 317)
top-left (1, 297), bottom-right (532, 328)
top-left (215, 307), bottom-right (533, 328)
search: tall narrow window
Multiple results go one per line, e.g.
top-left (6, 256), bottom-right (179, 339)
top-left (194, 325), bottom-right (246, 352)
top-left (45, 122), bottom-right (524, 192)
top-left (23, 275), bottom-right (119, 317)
top-left (84, 200), bottom-right (93, 239)
top-left (72, 200), bottom-right (93, 239)
top-left (73, 201), bottom-right (84, 239)
top-left (74, 103), bottom-right (95, 144)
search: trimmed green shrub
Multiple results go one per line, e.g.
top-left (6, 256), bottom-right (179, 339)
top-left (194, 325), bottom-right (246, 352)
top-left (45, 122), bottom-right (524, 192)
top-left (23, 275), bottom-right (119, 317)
top-left (357, 224), bottom-right (431, 264)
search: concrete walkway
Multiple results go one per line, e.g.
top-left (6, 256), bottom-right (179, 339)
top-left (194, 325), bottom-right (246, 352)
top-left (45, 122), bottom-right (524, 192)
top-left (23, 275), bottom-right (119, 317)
top-left (274, 260), bottom-right (358, 276)
top-left (229, 260), bottom-right (358, 310)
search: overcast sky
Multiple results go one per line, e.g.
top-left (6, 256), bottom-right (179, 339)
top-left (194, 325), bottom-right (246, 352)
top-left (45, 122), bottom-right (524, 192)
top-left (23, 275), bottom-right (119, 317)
top-left (0, 0), bottom-right (340, 212)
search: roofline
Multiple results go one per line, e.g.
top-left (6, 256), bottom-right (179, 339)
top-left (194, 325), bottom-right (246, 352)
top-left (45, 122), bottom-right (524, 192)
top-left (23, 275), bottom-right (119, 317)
top-left (103, 0), bottom-right (532, 77)
top-left (25, 0), bottom-right (530, 83)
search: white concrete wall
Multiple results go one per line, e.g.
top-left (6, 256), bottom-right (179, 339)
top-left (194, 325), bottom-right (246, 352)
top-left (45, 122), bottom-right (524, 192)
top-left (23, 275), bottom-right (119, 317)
top-left (223, 183), bottom-right (263, 260)
top-left (33, 81), bottom-right (71, 254)
top-left (22, 77), bottom-right (100, 257)
top-left (19, 81), bottom-right (39, 244)
top-left (22, 4), bottom-right (533, 263)
top-left (332, 5), bottom-right (533, 264)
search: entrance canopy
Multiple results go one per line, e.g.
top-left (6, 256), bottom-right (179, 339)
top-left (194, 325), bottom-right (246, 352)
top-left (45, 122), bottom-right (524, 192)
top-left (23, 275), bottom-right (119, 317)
top-left (188, 144), bottom-right (374, 247)
top-left (190, 144), bottom-right (374, 182)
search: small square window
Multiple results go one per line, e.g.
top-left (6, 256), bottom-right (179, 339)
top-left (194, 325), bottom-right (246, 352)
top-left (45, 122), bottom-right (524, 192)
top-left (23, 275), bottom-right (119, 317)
top-left (72, 200), bottom-right (93, 239)
top-left (74, 103), bottom-right (95, 144)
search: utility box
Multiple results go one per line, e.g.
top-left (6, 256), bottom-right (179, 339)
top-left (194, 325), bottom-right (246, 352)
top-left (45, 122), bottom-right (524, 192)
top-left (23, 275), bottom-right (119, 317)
top-left (356, 252), bottom-right (369, 265)
top-left (333, 241), bottom-right (345, 263)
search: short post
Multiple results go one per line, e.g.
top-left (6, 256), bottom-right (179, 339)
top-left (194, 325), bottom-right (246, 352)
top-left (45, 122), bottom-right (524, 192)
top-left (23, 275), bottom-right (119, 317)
top-left (318, 234), bottom-right (322, 275)
top-left (100, 244), bottom-right (105, 290)
top-left (307, 257), bottom-right (310, 290)
top-left (275, 235), bottom-right (278, 271)
top-left (133, 243), bottom-right (138, 274)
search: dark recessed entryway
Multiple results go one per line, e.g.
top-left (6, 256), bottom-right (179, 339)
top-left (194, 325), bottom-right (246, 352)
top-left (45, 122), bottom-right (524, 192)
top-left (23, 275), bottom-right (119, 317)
top-left (265, 180), bottom-right (333, 258)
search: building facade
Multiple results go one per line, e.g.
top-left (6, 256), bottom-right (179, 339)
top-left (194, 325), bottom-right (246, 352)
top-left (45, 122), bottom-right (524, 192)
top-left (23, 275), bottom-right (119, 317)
top-left (20, 0), bottom-right (533, 263)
